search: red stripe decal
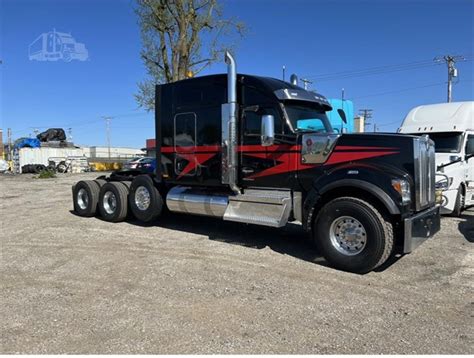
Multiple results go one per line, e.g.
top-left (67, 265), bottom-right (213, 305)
top-left (325, 151), bottom-right (399, 165)
top-left (176, 153), bottom-right (217, 179)
top-left (334, 146), bottom-right (398, 151)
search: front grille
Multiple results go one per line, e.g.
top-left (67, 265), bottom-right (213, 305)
top-left (414, 136), bottom-right (436, 211)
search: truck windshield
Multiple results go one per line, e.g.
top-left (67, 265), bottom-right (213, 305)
top-left (284, 104), bottom-right (332, 133)
top-left (425, 132), bottom-right (463, 153)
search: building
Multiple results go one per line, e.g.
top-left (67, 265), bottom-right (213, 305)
top-left (353, 116), bottom-right (365, 133)
top-left (81, 146), bottom-right (145, 161)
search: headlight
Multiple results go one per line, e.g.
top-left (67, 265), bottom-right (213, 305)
top-left (392, 179), bottom-right (411, 204)
top-left (435, 177), bottom-right (453, 190)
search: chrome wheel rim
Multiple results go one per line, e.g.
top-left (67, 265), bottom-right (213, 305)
top-left (135, 186), bottom-right (151, 211)
top-left (77, 188), bottom-right (89, 210)
top-left (329, 216), bottom-right (367, 256)
top-left (103, 191), bottom-right (117, 214)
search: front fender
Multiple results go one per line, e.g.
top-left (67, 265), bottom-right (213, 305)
top-left (302, 166), bottom-right (404, 231)
top-left (319, 178), bottom-right (400, 215)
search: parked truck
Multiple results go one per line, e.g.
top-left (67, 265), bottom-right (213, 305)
top-left (398, 102), bottom-right (474, 216)
top-left (72, 52), bottom-right (440, 273)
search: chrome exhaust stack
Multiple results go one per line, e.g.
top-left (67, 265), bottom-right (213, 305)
top-left (222, 51), bottom-right (240, 194)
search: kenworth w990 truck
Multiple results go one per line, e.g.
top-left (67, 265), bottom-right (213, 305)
top-left (72, 52), bottom-right (440, 273)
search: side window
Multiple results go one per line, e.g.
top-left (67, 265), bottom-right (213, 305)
top-left (466, 134), bottom-right (474, 155)
top-left (174, 112), bottom-right (196, 151)
top-left (242, 107), bottom-right (282, 145)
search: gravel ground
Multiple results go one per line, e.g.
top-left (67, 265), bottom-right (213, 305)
top-left (1, 173), bottom-right (473, 354)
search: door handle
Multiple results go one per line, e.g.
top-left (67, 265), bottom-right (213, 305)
top-left (242, 167), bottom-right (254, 174)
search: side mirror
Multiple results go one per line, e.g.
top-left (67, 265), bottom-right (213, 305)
top-left (337, 109), bottom-right (347, 124)
top-left (261, 114), bottom-right (275, 147)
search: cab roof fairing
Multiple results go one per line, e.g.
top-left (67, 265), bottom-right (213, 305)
top-left (240, 74), bottom-right (332, 111)
top-left (157, 74), bottom-right (333, 111)
top-left (398, 101), bottom-right (474, 133)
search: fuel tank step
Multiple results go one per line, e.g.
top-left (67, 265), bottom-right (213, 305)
top-left (223, 189), bottom-right (292, 227)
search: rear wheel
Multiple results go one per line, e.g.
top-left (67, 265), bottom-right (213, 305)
top-left (72, 180), bottom-right (100, 217)
top-left (98, 182), bottom-right (129, 222)
top-left (129, 175), bottom-right (163, 222)
top-left (313, 197), bottom-right (394, 274)
top-left (94, 179), bottom-right (107, 189)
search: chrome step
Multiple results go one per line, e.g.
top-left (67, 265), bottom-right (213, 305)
top-left (223, 189), bottom-right (292, 227)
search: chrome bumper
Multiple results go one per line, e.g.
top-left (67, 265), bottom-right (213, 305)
top-left (403, 205), bottom-right (440, 253)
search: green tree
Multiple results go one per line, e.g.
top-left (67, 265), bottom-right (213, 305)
top-left (135, 0), bottom-right (245, 110)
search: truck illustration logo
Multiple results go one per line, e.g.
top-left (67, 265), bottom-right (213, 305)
top-left (29, 29), bottom-right (88, 62)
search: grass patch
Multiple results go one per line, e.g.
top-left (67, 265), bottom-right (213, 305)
top-left (36, 169), bottom-right (57, 179)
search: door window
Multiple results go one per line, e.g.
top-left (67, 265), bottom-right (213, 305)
top-left (242, 107), bottom-right (282, 145)
top-left (174, 112), bottom-right (197, 176)
top-left (466, 135), bottom-right (474, 156)
top-left (174, 112), bottom-right (196, 151)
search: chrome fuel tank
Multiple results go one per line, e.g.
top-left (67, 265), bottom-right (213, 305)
top-left (166, 186), bottom-right (229, 217)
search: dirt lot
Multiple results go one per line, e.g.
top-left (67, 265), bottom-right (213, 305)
top-left (1, 172), bottom-right (473, 354)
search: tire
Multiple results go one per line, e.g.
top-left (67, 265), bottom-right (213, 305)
top-left (94, 179), bottom-right (107, 188)
top-left (57, 161), bottom-right (67, 173)
top-left (98, 182), bottom-right (129, 222)
top-left (313, 197), bottom-right (394, 274)
top-left (128, 175), bottom-right (163, 222)
top-left (34, 164), bottom-right (46, 173)
top-left (449, 186), bottom-right (464, 217)
top-left (72, 180), bottom-right (100, 217)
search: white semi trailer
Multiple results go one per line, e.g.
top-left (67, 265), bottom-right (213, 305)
top-left (398, 101), bottom-right (474, 216)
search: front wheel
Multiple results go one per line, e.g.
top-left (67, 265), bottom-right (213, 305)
top-left (449, 186), bottom-right (464, 217)
top-left (313, 197), bottom-right (394, 274)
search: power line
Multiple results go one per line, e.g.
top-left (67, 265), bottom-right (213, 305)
top-left (307, 62), bottom-right (441, 82)
top-left (304, 56), bottom-right (473, 82)
top-left (306, 59), bottom-right (434, 78)
top-left (352, 81), bottom-right (448, 100)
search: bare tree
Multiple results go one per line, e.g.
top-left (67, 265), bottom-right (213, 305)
top-left (135, 0), bottom-right (245, 110)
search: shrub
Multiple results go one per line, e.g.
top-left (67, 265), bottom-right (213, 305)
top-left (36, 169), bottom-right (56, 179)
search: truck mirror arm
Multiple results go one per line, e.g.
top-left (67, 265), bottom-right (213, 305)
top-left (436, 157), bottom-right (463, 171)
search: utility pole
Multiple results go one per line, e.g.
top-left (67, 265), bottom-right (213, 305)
top-left (358, 109), bottom-right (373, 132)
top-left (67, 127), bottom-right (73, 142)
top-left (300, 78), bottom-right (313, 90)
top-left (102, 116), bottom-right (113, 159)
top-left (7, 128), bottom-right (12, 161)
top-left (434, 55), bottom-right (465, 102)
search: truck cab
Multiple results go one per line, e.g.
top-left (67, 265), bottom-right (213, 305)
top-left (72, 52), bottom-right (440, 274)
top-left (398, 102), bottom-right (474, 216)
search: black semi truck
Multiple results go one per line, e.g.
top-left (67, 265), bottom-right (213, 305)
top-left (72, 52), bottom-right (440, 273)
